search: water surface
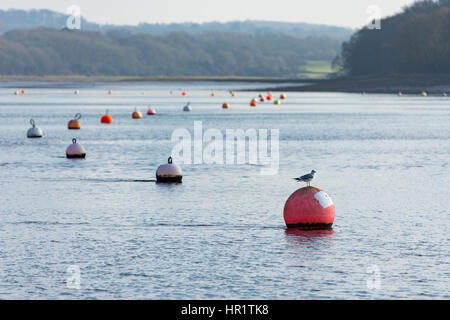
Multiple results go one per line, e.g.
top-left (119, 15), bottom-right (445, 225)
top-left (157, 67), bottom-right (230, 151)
top-left (0, 82), bottom-right (449, 299)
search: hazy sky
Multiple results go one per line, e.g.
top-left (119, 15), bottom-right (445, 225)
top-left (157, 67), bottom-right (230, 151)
top-left (0, 0), bottom-right (418, 28)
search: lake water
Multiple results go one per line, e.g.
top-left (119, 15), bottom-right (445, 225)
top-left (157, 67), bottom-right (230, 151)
top-left (0, 81), bottom-right (448, 299)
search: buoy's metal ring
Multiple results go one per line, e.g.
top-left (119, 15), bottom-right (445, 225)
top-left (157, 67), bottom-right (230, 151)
top-left (30, 119), bottom-right (36, 127)
top-left (168, 156), bottom-right (173, 164)
top-left (72, 138), bottom-right (77, 144)
top-left (74, 113), bottom-right (82, 120)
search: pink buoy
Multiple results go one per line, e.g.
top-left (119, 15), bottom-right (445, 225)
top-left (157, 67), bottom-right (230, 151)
top-left (66, 138), bottom-right (86, 159)
top-left (156, 156), bottom-right (182, 183)
top-left (284, 187), bottom-right (335, 229)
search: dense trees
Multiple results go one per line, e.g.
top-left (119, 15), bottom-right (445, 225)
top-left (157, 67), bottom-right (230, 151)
top-left (0, 29), bottom-right (342, 77)
top-left (336, 0), bottom-right (450, 76)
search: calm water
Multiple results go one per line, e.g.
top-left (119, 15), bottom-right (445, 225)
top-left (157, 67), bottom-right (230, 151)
top-left (0, 82), bottom-right (449, 299)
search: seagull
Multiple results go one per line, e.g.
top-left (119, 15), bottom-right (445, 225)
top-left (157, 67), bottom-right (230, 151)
top-left (294, 170), bottom-right (316, 186)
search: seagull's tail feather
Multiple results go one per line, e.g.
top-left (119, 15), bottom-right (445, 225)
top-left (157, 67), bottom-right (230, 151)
top-left (293, 178), bottom-right (301, 182)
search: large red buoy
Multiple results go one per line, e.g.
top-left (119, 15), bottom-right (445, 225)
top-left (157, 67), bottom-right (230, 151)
top-left (250, 100), bottom-right (258, 107)
top-left (284, 187), bottom-right (335, 229)
top-left (182, 91), bottom-right (187, 96)
top-left (101, 110), bottom-right (113, 124)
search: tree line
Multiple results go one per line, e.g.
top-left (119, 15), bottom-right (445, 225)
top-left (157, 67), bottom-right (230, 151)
top-left (0, 28), bottom-right (342, 77)
top-left (334, 0), bottom-right (450, 76)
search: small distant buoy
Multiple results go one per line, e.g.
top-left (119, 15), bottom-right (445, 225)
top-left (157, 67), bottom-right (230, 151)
top-left (108, 90), bottom-right (113, 95)
top-left (183, 103), bottom-right (192, 112)
top-left (222, 103), bottom-right (230, 109)
top-left (147, 107), bottom-right (156, 115)
top-left (156, 156), bottom-right (183, 183)
top-left (68, 113), bottom-right (82, 130)
top-left (274, 99), bottom-right (281, 105)
top-left (211, 92), bottom-right (216, 97)
top-left (14, 90), bottom-right (20, 95)
top-left (74, 90), bottom-right (80, 95)
top-left (398, 91), bottom-right (403, 96)
top-left (443, 92), bottom-right (447, 97)
top-left (422, 91), bottom-right (427, 97)
top-left (231, 91), bottom-right (236, 97)
top-left (66, 138), bottom-right (86, 159)
top-left (21, 89), bottom-right (26, 95)
top-left (266, 95), bottom-right (272, 101)
top-left (101, 110), bottom-right (113, 124)
top-left (132, 108), bottom-right (142, 119)
top-left (280, 94), bottom-right (287, 100)
top-left (284, 187), bottom-right (335, 230)
top-left (182, 91), bottom-right (187, 96)
top-left (260, 97), bottom-right (266, 102)
top-left (27, 119), bottom-right (43, 138)
top-left (250, 100), bottom-right (258, 107)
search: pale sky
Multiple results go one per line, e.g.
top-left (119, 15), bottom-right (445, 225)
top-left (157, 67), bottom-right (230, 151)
top-left (0, 0), bottom-right (418, 28)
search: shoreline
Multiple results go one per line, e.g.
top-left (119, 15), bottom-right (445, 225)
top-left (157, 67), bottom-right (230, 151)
top-left (260, 74), bottom-right (450, 94)
top-left (1, 74), bottom-right (449, 94)
top-left (0, 75), bottom-right (319, 84)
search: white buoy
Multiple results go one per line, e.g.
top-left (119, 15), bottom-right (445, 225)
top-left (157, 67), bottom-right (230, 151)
top-left (14, 90), bottom-right (20, 95)
top-left (27, 119), bottom-right (43, 138)
top-left (156, 156), bottom-right (183, 183)
top-left (66, 138), bottom-right (86, 159)
top-left (183, 102), bottom-right (192, 112)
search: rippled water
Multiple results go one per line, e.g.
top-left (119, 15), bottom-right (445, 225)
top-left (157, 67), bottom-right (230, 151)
top-left (0, 82), bottom-right (449, 299)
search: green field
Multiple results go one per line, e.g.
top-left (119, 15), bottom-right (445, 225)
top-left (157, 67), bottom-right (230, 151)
top-left (297, 60), bottom-right (333, 79)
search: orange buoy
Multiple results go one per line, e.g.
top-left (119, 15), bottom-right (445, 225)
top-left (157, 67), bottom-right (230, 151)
top-left (222, 103), bottom-right (230, 109)
top-left (250, 100), bottom-right (258, 107)
top-left (21, 89), bottom-right (26, 95)
top-left (68, 113), bottom-right (82, 130)
top-left (182, 91), bottom-right (187, 96)
top-left (280, 93), bottom-right (287, 100)
top-left (147, 107), bottom-right (156, 115)
top-left (66, 138), bottom-right (86, 159)
top-left (284, 187), bottom-right (335, 229)
top-left (101, 110), bottom-right (113, 124)
top-left (132, 108), bottom-right (142, 119)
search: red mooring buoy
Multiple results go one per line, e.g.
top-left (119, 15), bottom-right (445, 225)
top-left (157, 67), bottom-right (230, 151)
top-left (283, 187), bottom-right (335, 229)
